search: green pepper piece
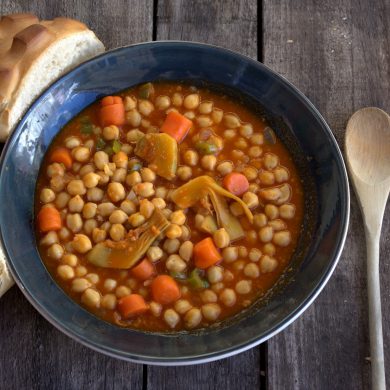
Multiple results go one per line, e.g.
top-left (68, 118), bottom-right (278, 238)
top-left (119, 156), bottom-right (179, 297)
top-left (187, 269), bottom-right (209, 289)
top-left (96, 137), bottom-right (106, 150)
top-left (112, 139), bottom-right (122, 153)
top-left (80, 123), bottom-right (93, 134)
top-left (138, 82), bottom-right (154, 99)
top-left (170, 271), bottom-right (187, 281)
top-left (195, 141), bottom-right (218, 155)
top-left (104, 145), bottom-right (114, 156)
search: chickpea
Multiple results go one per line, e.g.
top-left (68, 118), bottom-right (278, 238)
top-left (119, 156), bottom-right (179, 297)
top-left (93, 151), bottom-right (109, 170)
top-left (138, 100), bottom-right (154, 116)
top-left (260, 255), bottom-right (278, 273)
top-left (196, 115), bottom-right (213, 128)
top-left (163, 238), bottom-right (180, 254)
top-left (58, 227), bottom-right (71, 241)
top-left (254, 213), bottom-right (268, 228)
top-left (164, 309), bottom-right (180, 329)
top-left (67, 180), bottom-right (86, 196)
top-left (97, 202), bottom-right (116, 217)
top-left (109, 224), bottom-right (125, 241)
top-left (274, 167), bottom-right (289, 182)
top-left (217, 161), bottom-right (233, 176)
top-left (240, 123), bottom-right (253, 138)
top-left (235, 280), bottom-right (252, 294)
top-left (198, 101), bottom-right (213, 114)
top-left (213, 228), bottom-right (230, 249)
top-left (40, 188), bottom-right (55, 203)
top-left (265, 204), bottom-right (279, 220)
top-left (104, 278), bottom-right (117, 292)
top-left (155, 95), bottom-right (171, 110)
top-left (65, 136), bottom-right (81, 149)
top-left (57, 265), bottom-right (74, 280)
top-left (134, 182), bottom-right (155, 198)
top-left (84, 219), bottom-right (97, 235)
top-left (81, 172), bottom-right (99, 189)
top-left (72, 146), bottom-right (90, 162)
top-left (263, 243), bottom-right (276, 256)
top-left (201, 155), bottom-right (217, 171)
top-left (81, 288), bottom-right (101, 308)
top-left (250, 133), bottom-right (264, 145)
top-left (101, 294), bottom-right (117, 310)
top-left (126, 171), bottom-right (142, 187)
top-left (219, 288), bottom-right (237, 307)
top-left (223, 269), bottom-right (234, 283)
top-left (66, 213), bottom-right (83, 233)
top-left (155, 186), bottom-right (168, 199)
top-left (201, 289), bottom-right (218, 303)
top-left (249, 248), bottom-right (262, 262)
top-left (174, 299), bottom-right (192, 314)
top-left (279, 204), bottom-right (296, 219)
top-left (222, 246), bottom-right (238, 263)
top-left (75, 266), bottom-right (88, 277)
top-left (111, 168), bottom-right (127, 183)
top-left (184, 111), bottom-right (195, 119)
top-left (120, 200), bottom-right (137, 215)
top-left (259, 170), bottom-right (275, 186)
top-left (62, 254), bottom-right (78, 267)
top-left (223, 129), bottom-right (236, 140)
top-left (184, 93), bottom-right (200, 109)
top-left (115, 285), bottom-right (131, 298)
top-left (249, 146), bottom-right (262, 158)
top-left (263, 153), bottom-right (279, 170)
top-left (87, 187), bottom-right (104, 202)
top-left (232, 260), bottom-right (246, 272)
top-left (230, 202), bottom-right (244, 217)
top-left (128, 213), bottom-right (146, 227)
top-left (168, 211), bottom-right (185, 226)
top-left (235, 137), bottom-right (248, 150)
top-left (209, 107), bottom-right (222, 123)
top-left (40, 231), bottom-right (58, 246)
top-left (166, 254), bottom-right (187, 273)
top-left (55, 192), bottom-right (70, 209)
top-left (183, 150), bottom-right (199, 166)
top-left (177, 166), bottom-right (192, 181)
top-left (71, 278), bottom-right (91, 293)
top-left (47, 163), bottom-right (65, 178)
top-left (102, 125), bottom-right (119, 141)
top-left (141, 167), bottom-right (156, 183)
top-left (182, 308), bottom-right (201, 329)
top-left (178, 241), bottom-right (193, 262)
top-left (202, 303), bottom-right (221, 321)
top-left (68, 195), bottom-right (84, 213)
top-left (242, 192), bottom-right (259, 209)
top-left (238, 246), bottom-right (248, 257)
top-left (259, 187), bottom-right (281, 201)
top-left (207, 266), bottom-right (224, 284)
top-left (147, 246), bottom-right (163, 262)
top-left (268, 219), bottom-right (287, 231)
top-left (82, 202), bottom-right (97, 219)
top-left (50, 175), bottom-right (65, 192)
top-left (224, 113), bottom-right (240, 128)
top-left (149, 301), bottom-right (162, 317)
top-left (244, 263), bottom-right (260, 278)
top-left (258, 226), bottom-right (274, 243)
top-left (86, 273), bottom-right (100, 284)
top-left (171, 92), bottom-right (182, 107)
top-left (273, 230), bottom-right (292, 247)
top-left (107, 182), bottom-right (126, 202)
top-left (72, 234), bottom-right (92, 253)
top-left (109, 210), bottom-right (128, 224)
top-left (92, 228), bottom-right (107, 243)
top-left (211, 282), bottom-right (225, 293)
top-left (166, 224), bottom-right (182, 239)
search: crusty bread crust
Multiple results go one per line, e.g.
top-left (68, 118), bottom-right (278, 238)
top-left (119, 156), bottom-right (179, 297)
top-left (0, 14), bottom-right (105, 140)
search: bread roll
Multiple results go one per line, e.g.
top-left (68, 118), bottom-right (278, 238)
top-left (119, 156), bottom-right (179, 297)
top-left (0, 14), bottom-right (105, 297)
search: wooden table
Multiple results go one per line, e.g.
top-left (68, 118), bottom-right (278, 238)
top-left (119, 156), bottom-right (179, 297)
top-left (1, 1), bottom-right (389, 389)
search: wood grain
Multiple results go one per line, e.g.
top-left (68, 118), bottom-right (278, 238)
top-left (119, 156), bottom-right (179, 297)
top-left (263, 1), bottom-right (390, 389)
top-left (147, 1), bottom-right (262, 388)
top-left (0, 1), bottom-right (153, 389)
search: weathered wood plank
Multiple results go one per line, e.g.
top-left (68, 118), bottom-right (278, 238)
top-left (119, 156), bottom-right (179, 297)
top-left (264, 1), bottom-right (390, 389)
top-left (0, 1), bottom-right (153, 389)
top-left (147, 1), bottom-right (262, 388)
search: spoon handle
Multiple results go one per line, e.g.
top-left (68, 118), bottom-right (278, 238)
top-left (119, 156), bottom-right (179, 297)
top-left (366, 231), bottom-right (386, 390)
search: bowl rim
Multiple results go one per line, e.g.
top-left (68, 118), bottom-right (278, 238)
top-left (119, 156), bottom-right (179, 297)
top-left (0, 40), bottom-right (350, 365)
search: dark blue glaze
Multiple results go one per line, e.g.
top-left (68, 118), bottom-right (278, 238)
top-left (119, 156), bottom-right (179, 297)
top-left (0, 42), bottom-right (349, 365)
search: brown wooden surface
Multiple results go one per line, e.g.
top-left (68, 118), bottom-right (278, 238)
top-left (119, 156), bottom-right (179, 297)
top-left (1, 0), bottom-right (389, 389)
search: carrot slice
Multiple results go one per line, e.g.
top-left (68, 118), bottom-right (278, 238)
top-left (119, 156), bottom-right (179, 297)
top-left (37, 206), bottom-right (62, 232)
top-left (151, 275), bottom-right (181, 305)
top-left (160, 111), bottom-right (192, 143)
top-left (99, 96), bottom-right (125, 127)
top-left (130, 258), bottom-right (155, 280)
top-left (118, 294), bottom-right (149, 318)
top-left (222, 172), bottom-right (249, 196)
top-left (193, 237), bottom-right (222, 269)
top-left (50, 147), bottom-right (72, 169)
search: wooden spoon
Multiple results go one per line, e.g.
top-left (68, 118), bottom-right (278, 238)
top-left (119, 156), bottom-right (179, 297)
top-left (345, 107), bottom-right (390, 390)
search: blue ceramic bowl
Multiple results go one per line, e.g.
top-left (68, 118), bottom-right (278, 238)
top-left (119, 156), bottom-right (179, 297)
top-left (0, 42), bottom-right (349, 365)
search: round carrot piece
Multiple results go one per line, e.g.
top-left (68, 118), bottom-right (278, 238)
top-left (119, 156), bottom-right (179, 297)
top-left (222, 172), bottom-right (249, 196)
top-left (130, 258), bottom-right (155, 281)
top-left (37, 206), bottom-right (62, 232)
top-left (99, 103), bottom-right (125, 127)
top-left (118, 294), bottom-right (149, 318)
top-left (151, 275), bottom-right (181, 305)
top-left (50, 147), bottom-right (72, 169)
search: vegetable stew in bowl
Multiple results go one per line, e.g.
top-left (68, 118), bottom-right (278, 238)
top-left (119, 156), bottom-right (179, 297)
top-left (35, 82), bottom-right (303, 332)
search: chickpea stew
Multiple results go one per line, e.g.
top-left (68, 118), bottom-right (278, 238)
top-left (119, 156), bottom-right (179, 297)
top-left (35, 82), bottom-right (304, 332)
